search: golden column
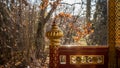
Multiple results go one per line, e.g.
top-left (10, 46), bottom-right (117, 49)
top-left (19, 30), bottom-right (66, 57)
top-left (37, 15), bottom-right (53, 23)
top-left (108, 0), bottom-right (117, 68)
top-left (46, 22), bottom-right (63, 68)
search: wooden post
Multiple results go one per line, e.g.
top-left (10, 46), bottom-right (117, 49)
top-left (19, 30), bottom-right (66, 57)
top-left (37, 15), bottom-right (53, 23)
top-left (46, 22), bottom-right (63, 68)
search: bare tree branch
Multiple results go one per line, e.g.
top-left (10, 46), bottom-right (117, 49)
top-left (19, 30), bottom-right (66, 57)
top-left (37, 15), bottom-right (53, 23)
top-left (0, 2), bottom-right (15, 23)
top-left (45, 0), bottom-right (61, 23)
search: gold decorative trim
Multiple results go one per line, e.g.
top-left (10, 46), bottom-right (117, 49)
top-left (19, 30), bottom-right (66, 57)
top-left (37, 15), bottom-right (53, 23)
top-left (115, 1), bottom-right (120, 46)
top-left (108, 0), bottom-right (118, 68)
top-left (59, 55), bottom-right (66, 64)
top-left (70, 55), bottom-right (104, 65)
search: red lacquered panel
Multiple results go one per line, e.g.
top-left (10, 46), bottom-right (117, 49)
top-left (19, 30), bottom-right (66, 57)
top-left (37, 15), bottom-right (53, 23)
top-left (58, 46), bottom-right (109, 68)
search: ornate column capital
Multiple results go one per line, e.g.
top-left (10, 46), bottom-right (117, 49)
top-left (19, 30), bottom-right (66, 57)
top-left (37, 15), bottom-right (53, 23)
top-left (46, 23), bottom-right (63, 45)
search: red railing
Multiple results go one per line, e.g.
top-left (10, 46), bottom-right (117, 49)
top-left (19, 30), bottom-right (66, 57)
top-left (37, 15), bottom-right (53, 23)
top-left (58, 46), bottom-right (109, 68)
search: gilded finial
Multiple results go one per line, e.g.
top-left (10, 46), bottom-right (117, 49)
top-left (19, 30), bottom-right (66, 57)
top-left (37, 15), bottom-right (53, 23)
top-left (46, 21), bottom-right (63, 45)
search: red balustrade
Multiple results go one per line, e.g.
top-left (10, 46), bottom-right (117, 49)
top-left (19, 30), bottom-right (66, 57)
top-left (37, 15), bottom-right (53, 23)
top-left (58, 46), bottom-right (109, 68)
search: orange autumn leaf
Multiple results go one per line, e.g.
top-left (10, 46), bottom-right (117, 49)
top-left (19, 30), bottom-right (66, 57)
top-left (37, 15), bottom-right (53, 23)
top-left (77, 31), bottom-right (82, 35)
top-left (58, 12), bottom-right (72, 18)
top-left (68, 23), bottom-right (73, 27)
top-left (82, 26), bottom-right (87, 30)
top-left (65, 13), bottom-right (72, 18)
top-left (84, 29), bottom-right (89, 34)
top-left (40, 0), bottom-right (49, 9)
top-left (72, 36), bottom-right (80, 42)
top-left (86, 22), bottom-right (92, 27)
top-left (90, 29), bottom-right (94, 33)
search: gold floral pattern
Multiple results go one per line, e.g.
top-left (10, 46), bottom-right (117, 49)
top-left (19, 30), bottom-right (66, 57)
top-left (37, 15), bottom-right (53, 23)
top-left (70, 55), bottom-right (104, 64)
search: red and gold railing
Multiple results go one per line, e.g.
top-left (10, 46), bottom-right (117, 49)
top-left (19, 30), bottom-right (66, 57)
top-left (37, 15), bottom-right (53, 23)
top-left (58, 46), bottom-right (108, 68)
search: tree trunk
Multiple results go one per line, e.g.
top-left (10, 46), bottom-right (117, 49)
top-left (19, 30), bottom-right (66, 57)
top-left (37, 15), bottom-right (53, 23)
top-left (35, 20), bottom-right (46, 59)
top-left (86, 0), bottom-right (91, 22)
top-left (85, 0), bottom-right (91, 45)
top-left (87, 0), bottom-right (107, 45)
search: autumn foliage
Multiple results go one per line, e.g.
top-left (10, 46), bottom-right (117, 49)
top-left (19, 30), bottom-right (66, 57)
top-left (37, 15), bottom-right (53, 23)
top-left (72, 22), bottom-right (94, 42)
top-left (54, 12), bottom-right (94, 43)
top-left (56, 12), bottom-right (72, 18)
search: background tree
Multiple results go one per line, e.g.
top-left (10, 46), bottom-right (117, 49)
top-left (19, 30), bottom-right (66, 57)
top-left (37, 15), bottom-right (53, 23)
top-left (87, 0), bottom-right (108, 45)
top-left (0, 0), bottom-right (38, 67)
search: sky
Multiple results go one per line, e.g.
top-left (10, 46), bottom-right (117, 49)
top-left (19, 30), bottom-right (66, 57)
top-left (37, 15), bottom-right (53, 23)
top-left (60, 0), bottom-right (87, 16)
top-left (30, 0), bottom-right (81, 4)
top-left (61, 0), bottom-right (81, 4)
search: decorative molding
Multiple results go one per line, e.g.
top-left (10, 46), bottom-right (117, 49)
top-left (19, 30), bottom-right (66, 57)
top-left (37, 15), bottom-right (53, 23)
top-left (59, 55), bottom-right (66, 64)
top-left (70, 55), bottom-right (104, 65)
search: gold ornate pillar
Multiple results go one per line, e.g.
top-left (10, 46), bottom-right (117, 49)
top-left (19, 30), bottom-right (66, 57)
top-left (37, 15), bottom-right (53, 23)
top-left (115, 0), bottom-right (120, 46)
top-left (46, 22), bottom-right (63, 68)
top-left (108, 0), bottom-right (120, 68)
